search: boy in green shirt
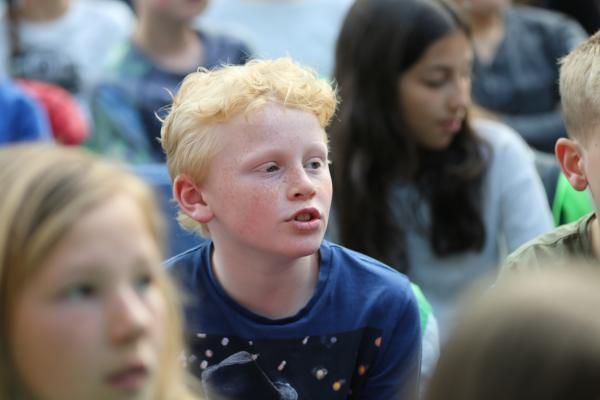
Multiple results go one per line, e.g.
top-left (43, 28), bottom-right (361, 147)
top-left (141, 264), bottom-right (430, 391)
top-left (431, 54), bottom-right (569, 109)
top-left (502, 31), bottom-right (600, 273)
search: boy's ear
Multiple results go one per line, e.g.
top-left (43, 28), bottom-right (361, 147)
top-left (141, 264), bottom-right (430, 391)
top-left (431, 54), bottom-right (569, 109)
top-left (555, 138), bottom-right (588, 191)
top-left (172, 174), bottom-right (214, 223)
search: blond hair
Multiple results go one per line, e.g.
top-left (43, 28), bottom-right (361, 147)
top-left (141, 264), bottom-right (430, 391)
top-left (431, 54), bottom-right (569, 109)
top-left (426, 268), bottom-right (600, 400)
top-left (160, 57), bottom-right (338, 237)
top-left (0, 144), bottom-right (198, 400)
top-left (559, 31), bottom-right (600, 142)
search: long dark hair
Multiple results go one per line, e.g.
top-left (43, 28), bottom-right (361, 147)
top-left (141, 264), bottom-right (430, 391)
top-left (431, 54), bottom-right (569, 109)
top-left (332, 0), bottom-right (487, 273)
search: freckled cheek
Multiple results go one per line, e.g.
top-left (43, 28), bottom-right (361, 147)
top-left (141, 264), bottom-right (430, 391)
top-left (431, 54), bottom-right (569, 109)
top-left (232, 183), bottom-right (282, 235)
top-left (320, 178), bottom-right (333, 210)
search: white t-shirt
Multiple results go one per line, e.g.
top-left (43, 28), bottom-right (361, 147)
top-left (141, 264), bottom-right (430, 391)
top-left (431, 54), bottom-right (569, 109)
top-left (0, 0), bottom-right (133, 96)
top-left (197, 0), bottom-right (354, 78)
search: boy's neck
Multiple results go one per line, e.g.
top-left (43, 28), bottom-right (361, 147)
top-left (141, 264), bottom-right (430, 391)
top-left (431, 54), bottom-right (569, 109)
top-left (211, 246), bottom-right (320, 319)
top-left (133, 15), bottom-right (202, 73)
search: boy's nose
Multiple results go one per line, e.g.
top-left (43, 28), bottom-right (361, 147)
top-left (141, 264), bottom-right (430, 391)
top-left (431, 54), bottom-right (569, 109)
top-left (287, 168), bottom-right (317, 200)
top-left (108, 288), bottom-right (151, 345)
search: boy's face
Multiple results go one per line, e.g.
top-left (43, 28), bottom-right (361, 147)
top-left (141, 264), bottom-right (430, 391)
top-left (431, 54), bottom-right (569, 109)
top-left (200, 103), bottom-right (332, 259)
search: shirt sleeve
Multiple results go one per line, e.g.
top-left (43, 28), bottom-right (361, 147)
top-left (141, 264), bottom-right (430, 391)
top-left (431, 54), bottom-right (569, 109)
top-left (86, 83), bottom-right (154, 164)
top-left (361, 282), bottom-right (422, 399)
top-left (13, 90), bottom-right (52, 142)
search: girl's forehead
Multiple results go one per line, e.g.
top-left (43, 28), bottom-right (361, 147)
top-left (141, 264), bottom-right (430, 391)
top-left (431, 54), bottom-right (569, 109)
top-left (415, 31), bottom-right (473, 66)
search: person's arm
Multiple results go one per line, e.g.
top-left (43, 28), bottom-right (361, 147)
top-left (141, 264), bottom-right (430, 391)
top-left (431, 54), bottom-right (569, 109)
top-left (361, 282), bottom-right (422, 399)
top-left (86, 83), bottom-right (153, 164)
top-left (497, 127), bottom-right (554, 252)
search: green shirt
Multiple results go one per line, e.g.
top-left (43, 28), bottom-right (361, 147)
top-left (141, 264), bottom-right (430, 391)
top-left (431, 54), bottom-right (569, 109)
top-left (500, 212), bottom-right (597, 277)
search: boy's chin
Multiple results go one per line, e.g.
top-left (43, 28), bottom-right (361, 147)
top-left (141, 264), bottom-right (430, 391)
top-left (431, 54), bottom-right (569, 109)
top-left (280, 238), bottom-right (324, 259)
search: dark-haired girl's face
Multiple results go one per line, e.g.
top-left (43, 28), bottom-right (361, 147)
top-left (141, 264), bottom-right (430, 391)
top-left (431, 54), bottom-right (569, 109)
top-left (398, 30), bottom-right (473, 150)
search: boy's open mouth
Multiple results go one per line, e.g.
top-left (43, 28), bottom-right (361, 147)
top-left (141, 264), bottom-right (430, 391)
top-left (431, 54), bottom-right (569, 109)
top-left (295, 213), bottom-right (313, 222)
top-left (291, 208), bottom-right (320, 222)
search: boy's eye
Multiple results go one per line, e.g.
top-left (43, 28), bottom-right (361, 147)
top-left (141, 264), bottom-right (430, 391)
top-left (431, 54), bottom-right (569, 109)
top-left (258, 163), bottom-right (279, 173)
top-left (63, 283), bottom-right (97, 301)
top-left (305, 159), bottom-right (323, 170)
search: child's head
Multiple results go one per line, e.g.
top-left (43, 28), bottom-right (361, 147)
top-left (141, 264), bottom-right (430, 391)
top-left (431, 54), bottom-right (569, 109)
top-left (426, 268), bottom-right (600, 400)
top-left (0, 144), bottom-right (196, 400)
top-left (161, 58), bottom-right (337, 240)
top-left (332, 0), bottom-right (485, 269)
top-left (555, 31), bottom-right (600, 207)
top-left (134, 0), bottom-right (207, 22)
top-left (335, 0), bottom-right (472, 154)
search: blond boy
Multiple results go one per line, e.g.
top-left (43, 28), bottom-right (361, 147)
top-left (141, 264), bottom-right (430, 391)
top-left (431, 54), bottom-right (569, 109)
top-left (502, 31), bottom-right (600, 273)
top-left (161, 58), bottom-right (421, 399)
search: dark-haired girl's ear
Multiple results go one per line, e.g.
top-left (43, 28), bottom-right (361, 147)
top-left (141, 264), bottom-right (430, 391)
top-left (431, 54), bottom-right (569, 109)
top-left (555, 138), bottom-right (588, 191)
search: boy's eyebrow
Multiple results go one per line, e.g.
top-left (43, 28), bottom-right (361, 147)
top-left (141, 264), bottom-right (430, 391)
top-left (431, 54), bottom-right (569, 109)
top-left (241, 142), bottom-right (328, 163)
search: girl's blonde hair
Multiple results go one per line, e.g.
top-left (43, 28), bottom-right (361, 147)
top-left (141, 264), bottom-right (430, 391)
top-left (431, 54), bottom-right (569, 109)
top-left (160, 57), bottom-right (338, 237)
top-left (0, 143), bottom-right (198, 400)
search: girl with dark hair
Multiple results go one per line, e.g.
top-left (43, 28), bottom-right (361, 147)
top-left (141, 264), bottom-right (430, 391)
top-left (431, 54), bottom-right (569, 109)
top-left (331, 0), bottom-right (553, 334)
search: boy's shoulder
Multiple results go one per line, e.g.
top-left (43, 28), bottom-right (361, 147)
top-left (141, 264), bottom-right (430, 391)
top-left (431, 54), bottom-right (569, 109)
top-left (164, 240), bottom-right (211, 280)
top-left (500, 213), bottom-right (596, 276)
top-left (321, 240), bottom-right (413, 299)
top-left (323, 240), bottom-right (406, 275)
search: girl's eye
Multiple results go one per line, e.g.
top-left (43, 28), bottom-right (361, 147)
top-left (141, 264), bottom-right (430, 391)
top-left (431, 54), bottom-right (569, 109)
top-left (135, 273), bottom-right (154, 292)
top-left (424, 79), bottom-right (446, 88)
top-left (64, 284), bottom-right (96, 301)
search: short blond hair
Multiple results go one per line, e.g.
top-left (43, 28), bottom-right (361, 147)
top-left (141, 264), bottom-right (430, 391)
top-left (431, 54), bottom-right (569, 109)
top-left (559, 31), bottom-right (600, 142)
top-left (160, 57), bottom-right (338, 237)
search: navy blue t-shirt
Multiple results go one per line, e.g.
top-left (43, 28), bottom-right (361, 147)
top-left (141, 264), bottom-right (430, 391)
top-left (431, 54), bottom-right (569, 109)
top-left (166, 240), bottom-right (421, 399)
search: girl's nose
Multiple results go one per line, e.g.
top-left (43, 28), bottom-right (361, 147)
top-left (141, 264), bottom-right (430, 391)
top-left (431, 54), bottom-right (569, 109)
top-left (108, 287), bottom-right (152, 345)
top-left (449, 78), bottom-right (471, 110)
